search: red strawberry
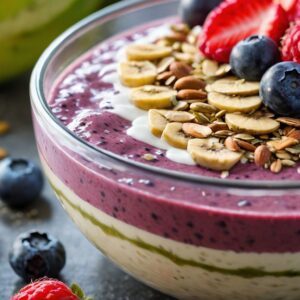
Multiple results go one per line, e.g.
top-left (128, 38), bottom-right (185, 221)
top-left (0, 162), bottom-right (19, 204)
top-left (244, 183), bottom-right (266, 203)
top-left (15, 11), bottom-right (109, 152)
top-left (290, 0), bottom-right (300, 20)
top-left (277, 0), bottom-right (297, 12)
top-left (11, 279), bottom-right (91, 300)
top-left (281, 21), bottom-right (300, 63)
top-left (199, 0), bottom-right (289, 62)
top-left (277, 0), bottom-right (300, 21)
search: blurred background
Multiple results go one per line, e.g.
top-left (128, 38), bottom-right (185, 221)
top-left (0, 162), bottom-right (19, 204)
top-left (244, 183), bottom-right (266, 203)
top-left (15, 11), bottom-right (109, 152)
top-left (0, 0), bottom-right (119, 83)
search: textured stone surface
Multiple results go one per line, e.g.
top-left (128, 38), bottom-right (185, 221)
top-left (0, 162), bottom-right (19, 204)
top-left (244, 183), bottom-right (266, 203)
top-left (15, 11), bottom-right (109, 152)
top-left (0, 75), bottom-right (174, 300)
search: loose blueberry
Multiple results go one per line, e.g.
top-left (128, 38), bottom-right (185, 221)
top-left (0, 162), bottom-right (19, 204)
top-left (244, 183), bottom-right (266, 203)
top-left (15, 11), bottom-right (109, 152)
top-left (9, 231), bottom-right (66, 282)
top-left (179, 0), bottom-right (222, 27)
top-left (260, 62), bottom-right (300, 117)
top-left (230, 35), bottom-right (279, 81)
top-left (0, 158), bottom-right (44, 208)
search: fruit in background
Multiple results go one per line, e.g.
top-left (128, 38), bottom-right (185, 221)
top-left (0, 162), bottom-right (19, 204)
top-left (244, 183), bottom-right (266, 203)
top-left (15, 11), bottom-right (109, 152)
top-left (179, 0), bottom-right (222, 27)
top-left (9, 231), bottom-right (66, 282)
top-left (230, 35), bottom-right (280, 81)
top-left (11, 279), bottom-right (91, 300)
top-left (0, 0), bottom-right (117, 83)
top-left (260, 62), bottom-right (300, 117)
top-left (281, 22), bottom-right (300, 63)
top-left (0, 158), bottom-right (44, 208)
top-left (198, 0), bottom-right (289, 63)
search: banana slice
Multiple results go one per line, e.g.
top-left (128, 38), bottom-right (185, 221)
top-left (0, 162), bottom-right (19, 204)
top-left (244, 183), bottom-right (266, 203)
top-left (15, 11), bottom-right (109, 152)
top-left (207, 77), bottom-right (260, 96)
top-left (202, 59), bottom-right (219, 77)
top-left (119, 61), bottom-right (157, 87)
top-left (215, 64), bottom-right (231, 77)
top-left (162, 122), bottom-right (190, 149)
top-left (225, 113), bottom-right (280, 135)
top-left (187, 138), bottom-right (242, 171)
top-left (131, 85), bottom-right (177, 110)
top-left (126, 44), bottom-right (172, 61)
top-left (148, 109), bottom-right (168, 137)
top-left (208, 92), bottom-right (262, 113)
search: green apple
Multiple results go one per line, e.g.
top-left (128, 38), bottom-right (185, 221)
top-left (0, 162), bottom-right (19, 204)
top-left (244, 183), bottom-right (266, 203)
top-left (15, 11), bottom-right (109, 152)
top-left (0, 0), bottom-right (111, 82)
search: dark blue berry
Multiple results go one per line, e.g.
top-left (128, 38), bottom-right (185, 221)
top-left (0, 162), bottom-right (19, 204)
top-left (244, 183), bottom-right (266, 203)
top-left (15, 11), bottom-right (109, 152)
top-left (230, 35), bottom-right (279, 81)
top-left (260, 62), bottom-right (300, 118)
top-left (9, 231), bottom-right (66, 282)
top-left (0, 158), bottom-right (44, 208)
top-left (179, 0), bottom-right (222, 27)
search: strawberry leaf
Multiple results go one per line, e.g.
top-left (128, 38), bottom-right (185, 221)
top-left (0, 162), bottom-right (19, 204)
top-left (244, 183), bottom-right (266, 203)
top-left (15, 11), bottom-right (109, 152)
top-left (70, 283), bottom-right (93, 300)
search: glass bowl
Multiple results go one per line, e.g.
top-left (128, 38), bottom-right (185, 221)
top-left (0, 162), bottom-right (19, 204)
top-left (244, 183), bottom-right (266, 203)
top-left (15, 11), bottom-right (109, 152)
top-left (30, 1), bottom-right (300, 299)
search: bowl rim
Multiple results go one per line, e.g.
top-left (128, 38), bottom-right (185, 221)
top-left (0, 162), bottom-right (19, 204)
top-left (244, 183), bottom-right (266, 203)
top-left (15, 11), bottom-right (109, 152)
top-left (30, 0), bottom-right (300, 190)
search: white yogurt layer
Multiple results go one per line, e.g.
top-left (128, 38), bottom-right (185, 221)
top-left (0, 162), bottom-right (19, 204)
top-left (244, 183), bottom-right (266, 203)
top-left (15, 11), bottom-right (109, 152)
top-left (99, 24), bottom-right (196, 166)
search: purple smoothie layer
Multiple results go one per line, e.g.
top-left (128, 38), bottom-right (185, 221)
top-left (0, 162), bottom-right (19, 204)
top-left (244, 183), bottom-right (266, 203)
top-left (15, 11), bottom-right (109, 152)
top-left (49, 22), bottom-right (300, 182)
top-left (35, 19), bottom-right (300, 252)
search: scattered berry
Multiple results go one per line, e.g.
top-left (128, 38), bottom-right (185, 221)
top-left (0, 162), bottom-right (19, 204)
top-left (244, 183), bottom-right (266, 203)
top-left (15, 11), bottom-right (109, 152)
top-left (179, 0), bottom-right (222, 27)
top-left (198, 0), bottom-right (289, 62)
top-left (260, 62), bottom-right (300, 117)
top-left (9, 231), bottom-right (66, 282)
top-left (281, 22), bottom-right (300, 64)
top-left (230, 35), bottom-right (279, 81)
top-left (11, 279), bottom-right (92, 300)
top-left (0, 158), bottom-right (44, 208)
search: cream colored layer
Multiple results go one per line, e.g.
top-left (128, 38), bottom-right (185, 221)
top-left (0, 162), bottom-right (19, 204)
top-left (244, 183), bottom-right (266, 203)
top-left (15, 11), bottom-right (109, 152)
top-left (42, 158), bottom-right (300, 300)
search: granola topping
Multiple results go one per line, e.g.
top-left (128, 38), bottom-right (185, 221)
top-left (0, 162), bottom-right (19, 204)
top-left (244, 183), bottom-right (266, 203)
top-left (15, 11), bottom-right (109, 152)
top-left (118, 23), bottom-right (300, 174)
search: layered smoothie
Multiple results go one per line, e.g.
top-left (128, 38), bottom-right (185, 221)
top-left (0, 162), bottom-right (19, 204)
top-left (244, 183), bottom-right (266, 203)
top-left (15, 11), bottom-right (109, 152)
top-left (32, 1), bottom-right (300, 299)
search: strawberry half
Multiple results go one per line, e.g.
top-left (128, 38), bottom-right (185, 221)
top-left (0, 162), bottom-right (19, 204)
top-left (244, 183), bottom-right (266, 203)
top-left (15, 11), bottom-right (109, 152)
top-left (289, 0), bottom-right (300, 21)
top-left (199, 0), bottom-right (289, 63)
top-left (276, 0), bottom-right (297, 12)
top-left (276, 0), bottom-right (300, 21)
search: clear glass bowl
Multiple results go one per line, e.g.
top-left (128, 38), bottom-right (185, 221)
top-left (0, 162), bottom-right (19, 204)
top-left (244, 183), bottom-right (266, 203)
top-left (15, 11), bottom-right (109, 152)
top-left (30, 1), bottom-right (300, 299)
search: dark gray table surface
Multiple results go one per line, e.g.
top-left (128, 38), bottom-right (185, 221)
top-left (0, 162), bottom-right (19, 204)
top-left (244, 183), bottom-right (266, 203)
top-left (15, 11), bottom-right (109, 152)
top-left (0, 75), bottom-right (174, 299)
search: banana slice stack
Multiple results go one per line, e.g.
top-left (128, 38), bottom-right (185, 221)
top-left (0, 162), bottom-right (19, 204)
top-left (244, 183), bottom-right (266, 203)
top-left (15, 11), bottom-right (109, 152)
top-left (206, 76), bottom-right (280, 135)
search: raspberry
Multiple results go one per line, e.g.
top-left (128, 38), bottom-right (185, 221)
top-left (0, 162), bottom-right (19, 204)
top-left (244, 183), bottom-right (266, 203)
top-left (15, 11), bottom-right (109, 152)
top-left (281, 22), bottom-right (300, 63)
top-left (11, 279), bottom-right (90, 300)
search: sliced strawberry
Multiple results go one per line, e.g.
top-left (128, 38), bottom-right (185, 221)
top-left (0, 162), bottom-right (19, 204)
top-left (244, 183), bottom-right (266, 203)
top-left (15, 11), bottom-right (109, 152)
top-left (276, 0), bottom-right (297, 12)
top-left (295, 1), bottom-right (300, 20)
top-left (290, 0), bottom-right (300, 21)
top-left (276, 0), bottom-right (300, 21)
top-left (199, 0), bottom-right (289, 63)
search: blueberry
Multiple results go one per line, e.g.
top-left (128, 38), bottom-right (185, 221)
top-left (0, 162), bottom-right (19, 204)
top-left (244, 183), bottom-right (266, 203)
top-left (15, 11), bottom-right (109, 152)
top-left (9, 231), bottom-right (66, 282)
top-left (260, 62), bottom-right (300, 117)
top-left (230, 35), bottom-right (279, 81)
top-left (0, 158), bottom-right (44, 208)
top-left (179, 0), bottom-right (222, 27)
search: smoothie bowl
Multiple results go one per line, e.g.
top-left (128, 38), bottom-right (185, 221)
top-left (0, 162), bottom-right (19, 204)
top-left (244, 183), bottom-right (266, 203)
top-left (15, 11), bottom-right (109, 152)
top-left (30, 0), bottom-right (300, 299)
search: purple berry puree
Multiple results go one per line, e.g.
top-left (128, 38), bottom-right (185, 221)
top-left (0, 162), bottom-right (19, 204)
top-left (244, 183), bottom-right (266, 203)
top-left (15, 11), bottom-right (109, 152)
top-left (35, 19), bottom-right (300, 253)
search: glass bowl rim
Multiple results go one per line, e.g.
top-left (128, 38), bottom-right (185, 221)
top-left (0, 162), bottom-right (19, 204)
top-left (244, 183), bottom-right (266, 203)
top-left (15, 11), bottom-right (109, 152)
top-left (30, 0), bottom-right (300, 190)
